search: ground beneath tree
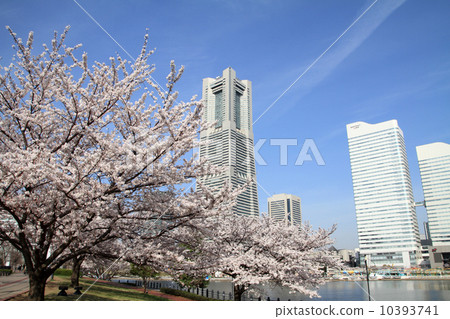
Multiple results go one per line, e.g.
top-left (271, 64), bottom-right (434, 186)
top-left (6, 276), bottom-right (192, 301)
top-left (83, 277), bottom-right (192, 301)
top-left (0, 272), bottom-right (29, 301)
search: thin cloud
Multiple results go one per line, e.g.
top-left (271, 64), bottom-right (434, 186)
top-left (304, 0), bottom-right (407, 88)
top-left (253, 0), bottom-right (406, 124)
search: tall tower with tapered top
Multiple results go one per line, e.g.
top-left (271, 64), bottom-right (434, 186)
top-left (199, 67), bottom-right (259, 217)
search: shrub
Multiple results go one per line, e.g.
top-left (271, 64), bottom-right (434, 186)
top-left (160, 288), bottom-right (218, 301)
top-left (0, 269), bottom-right (13, 275)
top-left (53, 269), bottom-right (73, 277)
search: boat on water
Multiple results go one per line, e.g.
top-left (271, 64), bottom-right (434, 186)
top-left (369, 273), bottom-right (384, 280)
top-left (369, 270), bottom-right (406, 280)
top-left (330, 271), bottom-right (365, 281)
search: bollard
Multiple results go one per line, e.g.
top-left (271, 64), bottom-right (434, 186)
top-left (74, 286), bottom-right (83, 295)
top-left (58, 286), bottom-right (68, 296)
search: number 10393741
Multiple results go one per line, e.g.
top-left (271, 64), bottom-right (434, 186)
top-left (379, 305), bottom-right (438, 316)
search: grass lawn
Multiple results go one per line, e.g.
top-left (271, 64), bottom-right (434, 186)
top-left (11, 276), bottom-right (169, 301)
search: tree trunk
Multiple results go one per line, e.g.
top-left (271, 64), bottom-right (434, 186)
top-left (28, 272), bottom-right (48, 301)
top-left (143, 278), bottom-right (147, 294)
top-left (234, 284), bottom-right (246, 301)
top-left (71, 256), bottom-right (85, 287)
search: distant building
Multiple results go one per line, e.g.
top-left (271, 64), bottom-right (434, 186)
top-left (199, 67), bottom-right (259, 217)
top-left (420, 228), bottom-right (432, 269)
top-left (423, 221), bottom-right (432, 244)
top-left (338, 249), bottom-right (357, 267)
top-left (354, 248), bottom-right (361, 267)
top-left (268, 193), bottom-right (301, 226)
top-left (346, 120), bottom-right (421, 268)
top-left (416, 142), bottom-right (450, 246)
top-left (428, 246), bottom-right (450, 269)
top-left (328, 245), bottom-right (339, 255)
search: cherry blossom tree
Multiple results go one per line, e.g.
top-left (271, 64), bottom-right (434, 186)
top-left (0, 27), bottom-right (232, 300)
top-left (119, 180), bottom-right (242, 272)
top-left (0, 240), bottom-right (23, 268)
top-left (166, 213), bottom-right (340, 301)
top-left (81, 253), bottom-right (128, 281)
top-left (70, 255), bottom-right (85, 287)
top-left (129, 263), bottom-right (159, 294)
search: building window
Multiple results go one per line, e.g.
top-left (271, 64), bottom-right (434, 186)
top-left (235, 91), bottom-right (241, 129)
top-left (215, 90), bottom-right (223, 128)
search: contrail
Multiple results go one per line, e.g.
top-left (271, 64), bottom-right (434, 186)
top-left (253, 0), bottom-right (379, 126)
top-left (72, 0), bottom-right (166, 93)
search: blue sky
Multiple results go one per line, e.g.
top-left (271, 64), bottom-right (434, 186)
top-left (1, 0), bottom-right (449, 249)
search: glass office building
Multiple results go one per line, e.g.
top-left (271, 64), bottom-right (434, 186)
top-left (268, 193), bottom-right (301, 226)
top-left (347, 120), bottom-right (421, 267)
top-left (417, 142), bottom-right (450, 246)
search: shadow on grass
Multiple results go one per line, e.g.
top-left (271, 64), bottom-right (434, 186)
top-left (45, 277), bottom-right (168, 301)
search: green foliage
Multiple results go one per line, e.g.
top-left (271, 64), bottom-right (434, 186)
top-left (176, 273), bottom-right (210, 289)
top-left (53, 269), bottom-right (73, 277)
top-left (46, 277), bottom-right (169, 301)
top-left (160, 287), bottom-right (217, 301)
top-left (129, 264), bottom-right (159, 279)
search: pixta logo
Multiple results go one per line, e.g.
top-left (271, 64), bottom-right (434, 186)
top-left (193, 138), bottom-right (325, 167)
top-left (254, 138), bottom-right (325, 166)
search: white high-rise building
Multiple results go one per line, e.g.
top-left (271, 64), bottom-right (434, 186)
top-left (268, 193), bottom-right (301, 226)
top-left (199, 67), bottom-right (259, 217)
top-left (346, 120), bottom-right (421, 267)
top-left (416, 142), bottom-right (450, 246)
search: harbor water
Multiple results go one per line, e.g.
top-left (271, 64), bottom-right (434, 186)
top-left (113, 278), bottom-right (450, 301)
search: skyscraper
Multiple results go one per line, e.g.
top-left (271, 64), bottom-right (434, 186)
top-left (416, 142), bottom-right (450, 246)
top-left (199, 67), bottom-right (259, 217)
top-left (268, 193), bottom-right (301, 226)
top-left (346, 120), bottom-right (421, 267)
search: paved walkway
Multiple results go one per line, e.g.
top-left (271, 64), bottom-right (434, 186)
top-left (0, 273), bottom-right (29, 301)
